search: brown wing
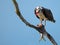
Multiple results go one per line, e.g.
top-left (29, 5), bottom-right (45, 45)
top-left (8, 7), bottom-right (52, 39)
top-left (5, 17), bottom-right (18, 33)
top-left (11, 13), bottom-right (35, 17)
top-left (42, 7), bottom-right (55, 23)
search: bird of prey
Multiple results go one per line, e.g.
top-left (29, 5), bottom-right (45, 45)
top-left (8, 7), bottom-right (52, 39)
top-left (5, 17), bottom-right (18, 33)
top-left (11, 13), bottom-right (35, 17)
top-left (12, 0), bottom-right (57, 45)
top-left (34, 6), bottom-right (55, 26)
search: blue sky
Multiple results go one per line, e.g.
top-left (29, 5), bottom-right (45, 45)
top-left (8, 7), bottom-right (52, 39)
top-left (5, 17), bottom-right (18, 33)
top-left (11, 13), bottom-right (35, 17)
top-left (0, 0), bottom-right (60, 45)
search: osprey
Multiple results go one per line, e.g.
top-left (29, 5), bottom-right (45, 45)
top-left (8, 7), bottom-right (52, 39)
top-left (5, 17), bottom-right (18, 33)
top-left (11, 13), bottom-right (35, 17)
top-left (34, 6), bottom-right (55, 26)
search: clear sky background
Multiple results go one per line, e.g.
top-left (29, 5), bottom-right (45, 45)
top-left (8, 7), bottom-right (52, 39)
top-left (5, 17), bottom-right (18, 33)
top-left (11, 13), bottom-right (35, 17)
top-left (0, 0), bottom-right (60, 45)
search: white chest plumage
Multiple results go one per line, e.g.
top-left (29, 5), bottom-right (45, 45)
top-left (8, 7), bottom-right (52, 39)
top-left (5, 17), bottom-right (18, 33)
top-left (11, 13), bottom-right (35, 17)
top-left (38, 12), bottom-right (47, 20)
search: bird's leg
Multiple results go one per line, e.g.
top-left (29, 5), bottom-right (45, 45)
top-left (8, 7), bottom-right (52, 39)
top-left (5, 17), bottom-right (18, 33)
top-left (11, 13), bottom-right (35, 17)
top-left (40, 20), bottom-right (42, 25)
top-left (44, 20), bottom-right (46, 26)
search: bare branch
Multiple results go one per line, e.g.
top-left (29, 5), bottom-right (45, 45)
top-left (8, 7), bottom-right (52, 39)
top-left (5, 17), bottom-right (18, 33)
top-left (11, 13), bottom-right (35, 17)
top-left (12, 0), bottom-right (38, 30)
top-left (12, 0), bottom-right (57, 45)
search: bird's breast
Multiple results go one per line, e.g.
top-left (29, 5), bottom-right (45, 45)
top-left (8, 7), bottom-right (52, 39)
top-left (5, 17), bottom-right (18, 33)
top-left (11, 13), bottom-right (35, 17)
top-left (38, 12), bottom-right (48, 20)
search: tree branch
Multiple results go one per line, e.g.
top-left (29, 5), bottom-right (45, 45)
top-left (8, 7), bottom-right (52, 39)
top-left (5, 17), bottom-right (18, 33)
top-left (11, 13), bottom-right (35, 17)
top-left (12, 0), bottom-right (57, 45)
top-left (12, 0), bottom-right (42, 33)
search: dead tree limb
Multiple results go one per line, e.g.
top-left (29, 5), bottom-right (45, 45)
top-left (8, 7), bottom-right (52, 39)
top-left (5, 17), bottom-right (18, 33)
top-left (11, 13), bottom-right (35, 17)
top-left (12, 0), bottom-right (57, 45)
top-left (12, 0), bottom-right (37, 29)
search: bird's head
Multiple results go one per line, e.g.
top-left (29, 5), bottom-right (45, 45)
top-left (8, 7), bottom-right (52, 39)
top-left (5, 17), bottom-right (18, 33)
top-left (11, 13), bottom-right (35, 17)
top-left (34, 6), bottom-right (42, 16)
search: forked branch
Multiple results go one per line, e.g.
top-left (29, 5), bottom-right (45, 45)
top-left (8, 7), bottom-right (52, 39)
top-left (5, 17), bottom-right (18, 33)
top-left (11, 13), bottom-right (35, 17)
top-left (12, 0), bottom-right (57, 45)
